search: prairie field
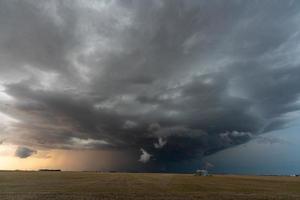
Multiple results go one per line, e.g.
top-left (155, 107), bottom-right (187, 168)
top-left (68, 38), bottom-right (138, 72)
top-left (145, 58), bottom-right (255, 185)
top-left (0, 172), bottom-right (299, 200)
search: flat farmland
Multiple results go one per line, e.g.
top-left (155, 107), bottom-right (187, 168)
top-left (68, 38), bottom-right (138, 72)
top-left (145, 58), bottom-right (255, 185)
top-left (0, 172), bottom-right (299, 200)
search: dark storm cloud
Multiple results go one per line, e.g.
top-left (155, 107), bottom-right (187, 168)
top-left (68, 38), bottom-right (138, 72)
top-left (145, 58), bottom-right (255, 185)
top-left (15, 146), bottom-right (37, 158)
top-left (1, 0), bottom-right (300, 171)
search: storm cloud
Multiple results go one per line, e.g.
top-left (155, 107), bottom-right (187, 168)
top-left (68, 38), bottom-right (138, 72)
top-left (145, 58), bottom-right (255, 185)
top-left (0, 0), bottom-right (300, 171)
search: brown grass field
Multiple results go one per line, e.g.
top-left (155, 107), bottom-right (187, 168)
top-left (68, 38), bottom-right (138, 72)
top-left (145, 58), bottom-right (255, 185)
top-left (0, 172), bottom-right (300, 200)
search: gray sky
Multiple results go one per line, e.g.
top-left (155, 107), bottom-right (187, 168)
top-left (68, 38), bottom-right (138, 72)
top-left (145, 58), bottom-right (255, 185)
top-left (205, 120), bottom-right (300, 175)
top-left (0, 0), bottom-right (300, 172)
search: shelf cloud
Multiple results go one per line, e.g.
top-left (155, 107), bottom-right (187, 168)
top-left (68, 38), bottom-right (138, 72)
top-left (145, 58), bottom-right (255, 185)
top-left (0, 0), bottom-right (300, 171)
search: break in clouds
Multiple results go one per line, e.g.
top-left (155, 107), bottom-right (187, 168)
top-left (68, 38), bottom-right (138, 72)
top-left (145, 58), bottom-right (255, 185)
top-left (0, 0), bottom-right (300, 171)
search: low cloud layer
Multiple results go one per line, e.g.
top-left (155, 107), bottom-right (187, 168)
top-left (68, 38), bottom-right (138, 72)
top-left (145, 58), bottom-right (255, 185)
top-left (0, 0), bottom-right (300, 171)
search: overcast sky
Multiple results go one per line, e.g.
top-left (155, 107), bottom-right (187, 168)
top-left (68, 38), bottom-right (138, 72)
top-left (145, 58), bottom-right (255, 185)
top-left (0, 0), bottom-right (300, 172)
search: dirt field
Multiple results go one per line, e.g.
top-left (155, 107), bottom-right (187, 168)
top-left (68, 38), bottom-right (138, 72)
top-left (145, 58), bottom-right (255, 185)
top-left (0, 172), bottom-right (299, 200)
